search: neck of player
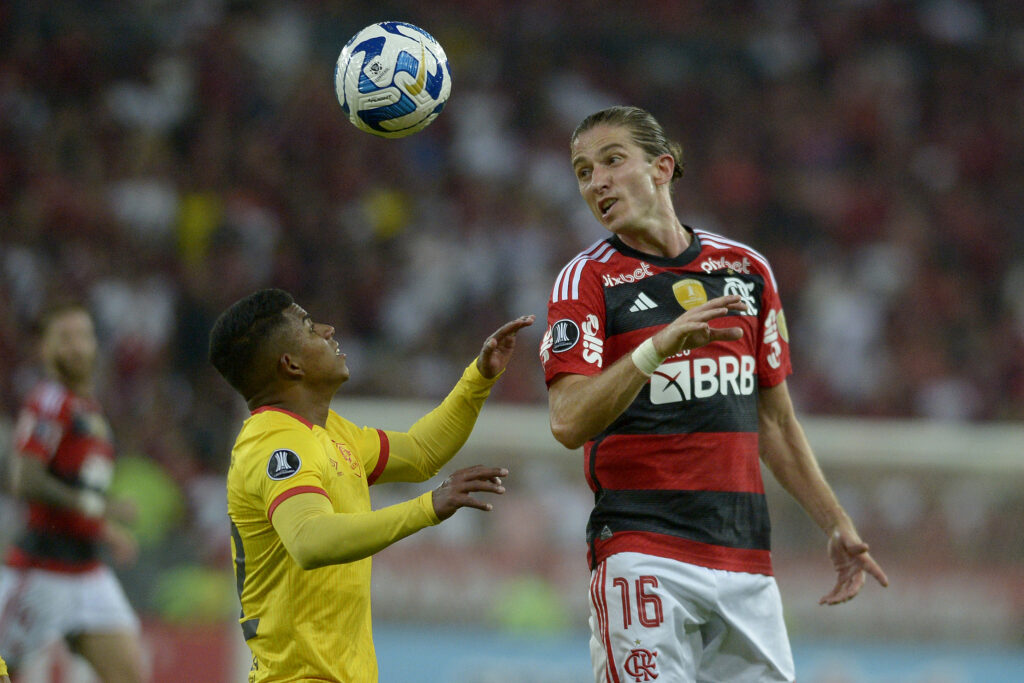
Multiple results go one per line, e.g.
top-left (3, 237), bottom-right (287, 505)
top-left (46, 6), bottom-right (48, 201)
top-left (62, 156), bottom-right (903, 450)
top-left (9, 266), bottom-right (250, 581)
top-left (248, 384), bottom-right (338, 427)
top-left (51, 366), bottom-right (93, 397)
top-left (616, 216), bottom-right (691, 258)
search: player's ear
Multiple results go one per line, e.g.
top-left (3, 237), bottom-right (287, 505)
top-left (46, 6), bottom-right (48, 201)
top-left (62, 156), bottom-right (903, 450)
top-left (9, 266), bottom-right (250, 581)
top-left (279, 352), bottom-right (304, 380)
top-left (653, 153), bottom-right (675, 186)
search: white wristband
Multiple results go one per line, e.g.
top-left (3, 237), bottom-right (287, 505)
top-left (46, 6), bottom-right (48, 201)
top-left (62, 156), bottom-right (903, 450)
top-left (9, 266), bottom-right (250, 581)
top-left (631, 338), bottom-right (666, 376)
top-left (78, 490), bottom-right (106, 518)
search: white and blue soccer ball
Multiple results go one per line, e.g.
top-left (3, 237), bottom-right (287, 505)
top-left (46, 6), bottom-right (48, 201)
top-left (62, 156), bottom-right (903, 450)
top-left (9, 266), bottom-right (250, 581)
top-left (334, 21), bottom-right (452, 138)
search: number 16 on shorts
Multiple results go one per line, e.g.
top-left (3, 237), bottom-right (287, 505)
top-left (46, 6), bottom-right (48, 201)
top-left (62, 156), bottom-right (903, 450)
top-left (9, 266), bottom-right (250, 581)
top-left (589, 559), bottom-right (664, 683)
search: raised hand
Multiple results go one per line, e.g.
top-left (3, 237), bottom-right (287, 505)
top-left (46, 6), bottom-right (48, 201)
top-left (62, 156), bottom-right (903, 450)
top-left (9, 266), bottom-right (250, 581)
top-left (432, 465), bottom-right (508, 521)
top-left (652, 295), bottom-right (746, 357)
top-left (476, 315), bottom-right (535, 379)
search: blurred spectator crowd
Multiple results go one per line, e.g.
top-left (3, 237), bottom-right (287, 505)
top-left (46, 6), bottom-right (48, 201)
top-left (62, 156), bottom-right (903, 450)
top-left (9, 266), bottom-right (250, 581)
top-left (1, 0), bottom-right (1023, 619)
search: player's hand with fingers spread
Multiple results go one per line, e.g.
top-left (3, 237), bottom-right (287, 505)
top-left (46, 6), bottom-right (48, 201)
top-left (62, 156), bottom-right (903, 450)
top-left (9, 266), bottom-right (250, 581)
top-left (820, 526), bottom-right (889, 605)
top-left (477, 315), bottom-right (535, 379)
top-left (652, 295), bottom-right (746, 357)
top-left (432, 465), bottom-right (509, 521)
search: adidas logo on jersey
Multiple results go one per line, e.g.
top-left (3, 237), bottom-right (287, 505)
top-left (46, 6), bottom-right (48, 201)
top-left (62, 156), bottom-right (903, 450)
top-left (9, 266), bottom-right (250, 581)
top-left (629, 292), bottom-right (658, 312)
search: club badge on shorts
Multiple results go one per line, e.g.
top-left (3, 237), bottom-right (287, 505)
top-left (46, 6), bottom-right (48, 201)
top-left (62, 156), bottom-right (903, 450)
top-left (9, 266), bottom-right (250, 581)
top-left (624, 646), bottom-right (659, 681)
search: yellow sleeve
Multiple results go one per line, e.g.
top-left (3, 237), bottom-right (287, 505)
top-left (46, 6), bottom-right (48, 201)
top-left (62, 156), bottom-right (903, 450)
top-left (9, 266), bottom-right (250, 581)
top-left (250, 426), bottom-right (330, 520)
top-left (270, 489), bottom-right (439, 569)
top-left (0, 653), bottom-right (8, 676)
top-left (371, 360), bottom-right (500, 484)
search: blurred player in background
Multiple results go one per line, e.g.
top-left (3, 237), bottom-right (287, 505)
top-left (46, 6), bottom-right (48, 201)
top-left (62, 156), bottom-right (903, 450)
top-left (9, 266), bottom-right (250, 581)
top-left (209, 289), bottom-right (533, 682)
top-left (0, 303), bottom-right (145, 682)
top-left (541, 106), bottom-right (889, 682)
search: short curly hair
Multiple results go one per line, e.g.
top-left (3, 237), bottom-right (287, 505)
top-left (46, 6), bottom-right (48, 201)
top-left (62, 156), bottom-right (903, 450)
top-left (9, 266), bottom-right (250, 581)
top-left (208, 289), bottom-right (295, 399)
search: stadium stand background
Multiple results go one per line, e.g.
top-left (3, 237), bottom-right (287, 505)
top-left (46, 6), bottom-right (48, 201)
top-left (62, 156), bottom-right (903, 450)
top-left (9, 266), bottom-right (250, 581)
top-left (1, 1), bottom-right (1022, 680)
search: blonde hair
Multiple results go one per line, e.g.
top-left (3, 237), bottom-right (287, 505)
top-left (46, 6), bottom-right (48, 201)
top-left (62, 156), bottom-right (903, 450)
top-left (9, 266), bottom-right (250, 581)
top-left (571, 106), bottom-right (685, 181)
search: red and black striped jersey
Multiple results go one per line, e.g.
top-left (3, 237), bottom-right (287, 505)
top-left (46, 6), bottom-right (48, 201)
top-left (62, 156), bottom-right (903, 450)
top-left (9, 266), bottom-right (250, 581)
top-left (541, 227), bottom-right (792, 576)
top-left (7, 379), bottom-right (115, 572)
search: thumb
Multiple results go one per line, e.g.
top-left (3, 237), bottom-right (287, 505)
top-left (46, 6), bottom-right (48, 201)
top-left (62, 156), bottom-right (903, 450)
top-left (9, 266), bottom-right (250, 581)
top-left (846, 541), bottom-right (870, 555)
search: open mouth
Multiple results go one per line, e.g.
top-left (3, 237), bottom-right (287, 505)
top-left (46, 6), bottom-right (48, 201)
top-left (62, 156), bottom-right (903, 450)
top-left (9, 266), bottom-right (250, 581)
top-left (599, 198), bottom-right (617, 217)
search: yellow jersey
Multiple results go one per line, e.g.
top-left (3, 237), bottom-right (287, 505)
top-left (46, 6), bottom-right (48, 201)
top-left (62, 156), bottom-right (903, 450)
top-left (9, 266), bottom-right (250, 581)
top-left (226, 361), bottom-right (496, 682)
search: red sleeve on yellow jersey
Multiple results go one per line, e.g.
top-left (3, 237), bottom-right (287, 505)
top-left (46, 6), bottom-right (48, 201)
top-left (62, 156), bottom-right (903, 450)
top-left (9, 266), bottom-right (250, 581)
top-left (366, 429), bottom-right (390, 485)
top-left (267, 485), bottom-right (329, 522)
top-left (323, 412), bottom-right (389, 486)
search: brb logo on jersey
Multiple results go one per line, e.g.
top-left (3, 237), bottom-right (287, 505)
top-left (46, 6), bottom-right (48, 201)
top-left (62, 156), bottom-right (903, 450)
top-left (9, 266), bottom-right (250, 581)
top-left (267, 449), bottom-right (301, 480)
top-left (650, 355), bottom-right (756, 404)
top-left (623, 647), bottom-right (659, 681)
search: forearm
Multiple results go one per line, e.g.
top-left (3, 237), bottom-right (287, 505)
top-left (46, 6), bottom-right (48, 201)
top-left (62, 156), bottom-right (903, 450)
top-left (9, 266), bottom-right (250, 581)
top-left (12, 455), bottom-right (104, 516)
top-left (760, 413), bottom-right (849, 535)
top-left (377, 361), bottom-right (499, 483)
top-left (276, 492), bottom-right (439, 569)
top-left (549, 353), bottom-right (650, 449)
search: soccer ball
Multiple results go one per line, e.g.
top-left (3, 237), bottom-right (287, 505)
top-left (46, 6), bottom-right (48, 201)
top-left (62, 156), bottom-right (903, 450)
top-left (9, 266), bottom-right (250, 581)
top-left (334, 21), bottom-right (452, 138)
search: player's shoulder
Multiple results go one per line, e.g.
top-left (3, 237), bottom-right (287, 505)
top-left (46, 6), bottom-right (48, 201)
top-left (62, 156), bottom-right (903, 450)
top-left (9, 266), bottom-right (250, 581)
top-left (246, 406), bottom-right (317, 430)
top-left (325, 411), bottom-right (383, 456)
top-left (550, 237), bottom-right (624, 304)
top-left (692, 227), bottom-right (778, 287)
top-left (230, 409), bottom-right (325, 488)
top-left (325, 410), bottom-right (361, 437)
top-left (23, 378), bottom-right (71, 417)
top-left (234, 408), bottom-right (321, 461)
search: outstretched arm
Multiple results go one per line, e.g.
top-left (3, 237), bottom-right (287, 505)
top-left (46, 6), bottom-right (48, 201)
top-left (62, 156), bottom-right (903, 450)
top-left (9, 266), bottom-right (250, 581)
top-left (373, 316), bottom-right (534, 484)
top-left (758, 381), bottom-right (889, 604)
top-left (549, 296), bottom-right (746, 449)
top-left (273, 466), bottom-right (507, 569)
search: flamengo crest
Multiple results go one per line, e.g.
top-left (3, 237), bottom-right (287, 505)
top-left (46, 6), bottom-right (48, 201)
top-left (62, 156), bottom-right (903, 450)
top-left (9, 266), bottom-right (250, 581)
top-left (623, 646), bottom-right (659, 681)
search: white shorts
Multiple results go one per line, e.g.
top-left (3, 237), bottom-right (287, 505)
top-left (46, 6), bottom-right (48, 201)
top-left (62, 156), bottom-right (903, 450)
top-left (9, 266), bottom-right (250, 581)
top-left (589, 552), bottom-right (795, 683)
top-left (0, 565), bottom-right (139, 668)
